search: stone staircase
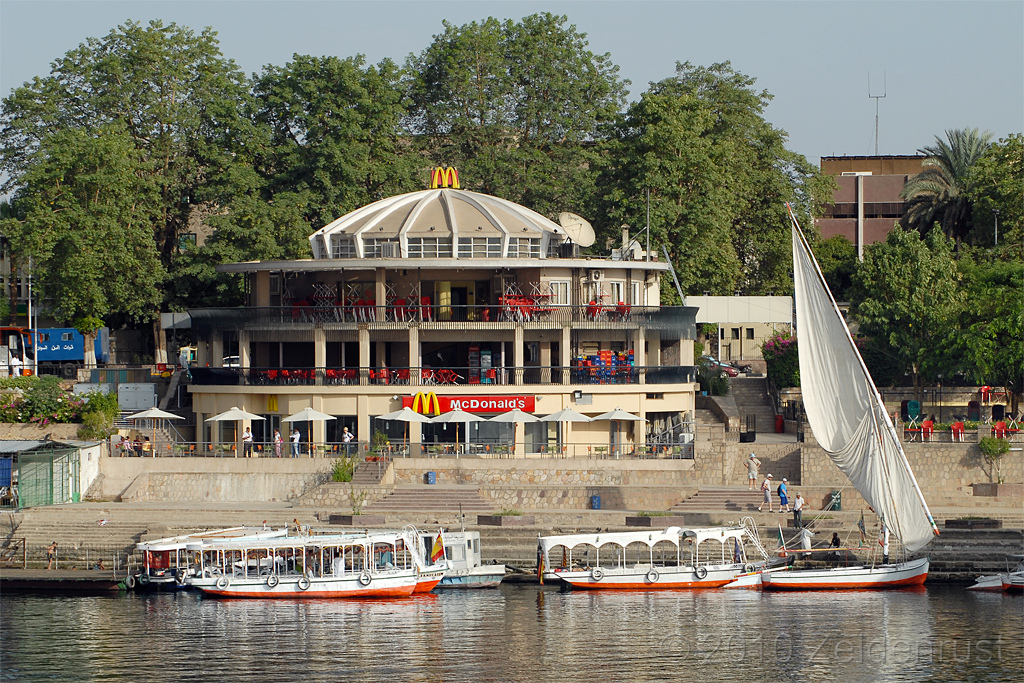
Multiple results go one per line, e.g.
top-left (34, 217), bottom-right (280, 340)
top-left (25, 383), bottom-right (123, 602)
top-left (351, 460), bottom-right (390, 486)
top-left (365, 486), bottom-right (496, 514)
top-left (670, 486), bottom-right (771, 513)
top-left (730, 376), bottom-right (779, 434)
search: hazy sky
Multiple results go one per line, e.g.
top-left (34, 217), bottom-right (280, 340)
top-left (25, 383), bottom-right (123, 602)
top-left (2, 0), bottom-right (1022, 164)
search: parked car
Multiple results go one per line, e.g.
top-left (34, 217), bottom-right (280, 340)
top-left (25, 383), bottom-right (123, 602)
top-left (700, 355), bottom-right (739, 377)
top-left (223, 355), bottom-right (240, 368)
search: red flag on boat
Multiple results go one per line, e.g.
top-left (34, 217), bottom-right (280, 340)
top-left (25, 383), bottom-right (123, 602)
top-left (430, 530), bottom-right (444, 563)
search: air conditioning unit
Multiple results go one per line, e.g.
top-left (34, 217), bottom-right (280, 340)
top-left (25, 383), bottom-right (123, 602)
top-left (380, 242), bottom-right (399, 258)
top-left (587, 269), bottom-right (604, 281)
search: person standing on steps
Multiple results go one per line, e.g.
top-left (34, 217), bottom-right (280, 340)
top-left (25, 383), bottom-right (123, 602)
top-left (46, 541), bottom-right (58, 569)
top-left (792, 491), bottom-right (805, 529)
top-left (777, 478), bottom-right (790, 512)
top-left (746, 453), bottom-right (761, 490)
top-left (757, 474), bottom-right (774, 512)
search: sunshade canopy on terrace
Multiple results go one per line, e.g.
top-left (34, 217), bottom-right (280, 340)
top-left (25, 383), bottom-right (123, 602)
top-left (124, 408), bottom-right (183, 421)
top-left (540, 408), bottom-right (592, 422)
top-left (487, 409), bottom-right (540, 423)
top-left (281, 407), bottom-right (335, 423)
top-left (591, 408), bottom-right (645, 422)
top-left (205, 407), bottom-right (265, 422)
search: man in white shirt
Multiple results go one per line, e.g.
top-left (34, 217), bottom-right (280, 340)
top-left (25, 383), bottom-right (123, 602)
top-left (242, 427), bottom-right (254, 457)
top-left (792, 492), bottom-right (805, 529)
top-left (291, 428), bottom-right (301, 457)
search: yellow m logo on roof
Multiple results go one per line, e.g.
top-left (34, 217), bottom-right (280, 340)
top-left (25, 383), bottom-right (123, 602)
top-left (411, 391), bottom-right (442, 416)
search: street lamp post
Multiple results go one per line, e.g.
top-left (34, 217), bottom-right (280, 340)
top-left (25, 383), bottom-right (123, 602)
top-left (937, 374), bottom-right (943, 423)
top-left (993, 209), bottom-right (1000, 246)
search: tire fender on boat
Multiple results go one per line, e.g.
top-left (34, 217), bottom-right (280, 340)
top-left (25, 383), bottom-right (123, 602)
top-left (126, 575), bottom-right (136, 590)
top-left (266, 575), bottom-right (279, 588)
top-left (646, 569), bottom-right (660, 583)
top-left (744, 563), bottom-right (755, 574)
top-left (694, 566), bottom-right (708, 580)
top-left (216, 577), bottom-right (229, 590)
top-left (358, 571), bottom-right (372, 586)
top-left (139, 573), bottom-right (150, 585)
top-left (298, 576), bottom-right (311, 591)
top-left (590, 567), bottom-right (604, 581)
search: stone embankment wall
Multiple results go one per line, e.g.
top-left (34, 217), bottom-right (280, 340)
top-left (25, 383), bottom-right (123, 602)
top-left (0, 424), bottom-right (82, 440)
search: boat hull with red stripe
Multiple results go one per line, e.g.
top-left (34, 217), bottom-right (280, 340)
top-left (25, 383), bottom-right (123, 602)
top-left (194, 570), bottom-right (418, 599)
top-left (761, 557), bottom-right (929, 591)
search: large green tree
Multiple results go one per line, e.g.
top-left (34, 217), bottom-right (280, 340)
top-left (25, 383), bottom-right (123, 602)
top-left (963, 133), bottom-right (1024, 250)
top-left (850, 227), bottom-right (965, 394)
top-left (900, 128), bottom-right (993, 244)
top-left (598, 61), bottom-right (830, 299)
top-left (1, 20), bottom-right (254, 356)
top-left (406, 13), bottom-right (627, 218)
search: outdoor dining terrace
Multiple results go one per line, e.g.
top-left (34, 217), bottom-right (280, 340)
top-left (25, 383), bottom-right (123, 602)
top-left (188, 365), bottom-right (698, 387)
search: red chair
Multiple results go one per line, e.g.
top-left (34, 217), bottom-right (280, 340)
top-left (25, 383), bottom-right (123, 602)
top-left (994, 421), bottom-right (1008, 438)
top-left (951, 421), bottom-right (965, 442)
top-left (420, 296), bottom-right (432, 321)
top-left (921, 419), bottom-right (934, 441)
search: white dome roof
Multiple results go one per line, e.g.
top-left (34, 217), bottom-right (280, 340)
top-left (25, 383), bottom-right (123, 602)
top-left (308, 188), bottom-right (566, 259)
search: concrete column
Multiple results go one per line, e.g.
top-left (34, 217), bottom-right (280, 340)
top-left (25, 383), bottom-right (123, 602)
top-left (539, 341), bottom-right (551, 384)
top-left (357, 393), bottom-right (370, 456)
top-left (254, 271), bottom-right (270, 307)
top-left (359, 326), bottom-right (370, 385)
top-left (513, 326), bottom-right (524, 385)
top-left (408, 325), bottom-right (420, 386)
top-left (312, 394), bottom-right (326, 453)
top-left (238, 330), bottom-right (251, 369)
top-left (211, 332), bottom-right (223, 368)
top-left (314, 327), bottom-right (326, 386)
top-left (375, 268), bottom-right (387, 321)
top-left (197, 413), bottom-right (206, 453)
top-left (561, 326), bottom-right (572, 385)
top-left (635, 327), bottom-right (646, 385)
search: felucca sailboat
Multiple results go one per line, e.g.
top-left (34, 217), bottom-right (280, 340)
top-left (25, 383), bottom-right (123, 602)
top-left (758, 207), bottom-right (940, 590)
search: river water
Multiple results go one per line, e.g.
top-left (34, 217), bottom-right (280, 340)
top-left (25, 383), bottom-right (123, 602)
top-left (2, 585), bottom-right (1021, 682)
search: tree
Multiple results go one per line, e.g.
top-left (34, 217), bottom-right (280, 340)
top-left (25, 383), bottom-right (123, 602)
top-left (850, 227), bottom-right (965, 395)
top-left (900, 128), bottom-right (993, 244)
top-left (963, 134), bottom-right (1024, 249)
top-left (1, 20), bottom-right (254, 354)
top-left (812, 235), bottom-right (857, 301)
top-left (598, 61), bottom-right (828, 298)
top-left (406, 13), bottom-right (627, 217)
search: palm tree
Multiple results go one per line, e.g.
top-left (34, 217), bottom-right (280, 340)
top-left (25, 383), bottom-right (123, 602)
top-left (900, 128), bottom-right (992, 243)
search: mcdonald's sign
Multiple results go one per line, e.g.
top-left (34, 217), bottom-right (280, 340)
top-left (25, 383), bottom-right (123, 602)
top-left (409, 391), bottom-right (442, 416)
top-left (429, 166), bottom-right (460, 189)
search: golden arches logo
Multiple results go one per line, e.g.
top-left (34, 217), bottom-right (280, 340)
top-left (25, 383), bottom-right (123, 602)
top-left (411, 391), bottom-right (442, 416)
top-left (429, 166), bottom-right (460, 189)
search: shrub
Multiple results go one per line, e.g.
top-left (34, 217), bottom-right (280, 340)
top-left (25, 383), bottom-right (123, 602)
top-left (761, 331), bottom-right (799, 388)
top-left (331, 456), bottom-right (356, 482)
top-left (978, 437), bottom-right (1010, 483)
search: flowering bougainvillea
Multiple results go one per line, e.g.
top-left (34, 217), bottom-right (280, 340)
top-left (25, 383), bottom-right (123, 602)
top-left (761, 331), bottom-right (799, 388)
top-left (0, 376), bottom-right (110, 426)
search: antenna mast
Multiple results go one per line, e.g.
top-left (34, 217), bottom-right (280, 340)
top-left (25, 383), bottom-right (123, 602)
top-left (868, 72), bottom-right (886, 155)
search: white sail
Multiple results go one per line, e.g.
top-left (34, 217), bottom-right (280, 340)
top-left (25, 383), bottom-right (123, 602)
top-left (790, 211), bottom-right (937, 552)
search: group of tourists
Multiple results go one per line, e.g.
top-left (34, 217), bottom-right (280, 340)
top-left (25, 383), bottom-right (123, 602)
top-left (747, 453), bottom-right (805, 528)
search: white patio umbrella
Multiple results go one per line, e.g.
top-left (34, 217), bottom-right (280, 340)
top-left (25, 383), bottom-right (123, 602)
top-left (282, 407), bottom-right (336, 456)
top-left (592, 407), bottom-right (646, 458)
top-left (376, 407), bottom-right (434, 452)
top-left (540, 408), bottom-right (592, 457)
top-left (124, 408), bottom-right (183, 456)
top-left (430, 409), bottom-right (485, 453)
top-left (205, 407), bottom-right (265, 457)
top-left (487, 408), bottom-right (540, 457)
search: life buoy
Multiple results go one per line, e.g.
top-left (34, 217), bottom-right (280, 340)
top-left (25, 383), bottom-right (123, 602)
top-left (216, 577), bottom-right (229, 590)
top-left (126, 575), bottom-right (136, 590)
top-left (646, 569), bottom-right (660, 583)
top-left (358, 571), bottom-right (372, 586)
top-left (266, 575), bottom-right (279, 588)
top-left (591, 566), bottom-right (605, 581)
top-left (694, 566), bottom-right (708, 580)
top-left (744, 563), bottom-right (755, 574)
top-left (139, 573), bottom-right (150, 585)
top-left (298, 576), bottom-right (311, 591)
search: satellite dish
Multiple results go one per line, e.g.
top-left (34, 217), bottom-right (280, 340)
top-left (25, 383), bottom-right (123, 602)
top-left (625, 239), bottom-right (644, 261)
top-left (558, 212), bottom-right (595, 247)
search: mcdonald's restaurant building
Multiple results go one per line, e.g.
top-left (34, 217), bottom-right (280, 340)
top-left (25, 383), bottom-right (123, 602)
top-left (187, 170), bottom-right (698, 458)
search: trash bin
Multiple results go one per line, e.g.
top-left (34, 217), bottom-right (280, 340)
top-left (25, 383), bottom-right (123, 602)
top-left (590, 495), bottom-right (601, 510)
top-left (425, 471), bottom-right (436, 485)
top-left (830, 490), bottom-right (842, 511)
top-left (775, 415), bottom-right (785, 433)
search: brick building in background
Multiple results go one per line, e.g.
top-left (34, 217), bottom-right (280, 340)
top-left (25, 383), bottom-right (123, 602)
top-left (815, 155), bottom-right (926, 259)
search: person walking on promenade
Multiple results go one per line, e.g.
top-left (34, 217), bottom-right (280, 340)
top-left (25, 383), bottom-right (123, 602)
top-left (792, 492), bottom-right (805, 529)
top-left (242, 427), bottom-right (254, 457)
top-left (291, 428), bottom-right (301, 457)
top-left (757, 474), bottom-right (774, 512)
top-left (46, 541), bottom-right (58, 569)
top-left (342, 427), bottom-right (354, 455)
top-left (778, 478), bottom-right (790, 513)
top-left (746, 453), bottom-right (761, 490)
top-left (273, 429), bottom-right (283, 458)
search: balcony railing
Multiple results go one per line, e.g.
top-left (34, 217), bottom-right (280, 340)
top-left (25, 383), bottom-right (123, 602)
top-left (189, 365), bottom-right (697, 387)
top-left (189, 304), bottom-right (697, 332)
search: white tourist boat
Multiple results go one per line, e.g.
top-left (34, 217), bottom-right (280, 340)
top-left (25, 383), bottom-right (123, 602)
top-left (538, 525), bottom-right (766, 590)
top-left (751, 208), bottom-right (939, 591)
top-left (968, 555), bottom-right (1024, 592)
top-left (130, 526), bottom-right (288, 591)
top-left (186, 531), bottom-right (419, 599)
top-left (419, 529), bottom-right (505, 588)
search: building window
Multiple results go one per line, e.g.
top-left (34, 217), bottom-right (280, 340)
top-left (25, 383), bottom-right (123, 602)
top-left (364, 239), bottom-right (400, 258)
top-left (731, 328), bottom-right (740, 340)
top-left (408, 237), bottom-right (452, 259)
top-left (458, 237), bottom-right (501, 259)
top-left (38, 333), bottom-right (49, 342)
top-left (332, 236), bottom-right (356, 259)
top-left (549, 281), bottom-right (570, 305)
top-left (61, 333), bottom-right (74, 342)
top-left (746, 328), bottom-right (754, 340)
top-left (631, 282), bottom-right (641, 306)
top-left (608, 281), bottom-right (624, 304)
top-left (508, 237), bottom-right (540, 259)
top-left (546, 239), bottom-right (562, 258)
top-left (178, 233), bottom-right (197, 250)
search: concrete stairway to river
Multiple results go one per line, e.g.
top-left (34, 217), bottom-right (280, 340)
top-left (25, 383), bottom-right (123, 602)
top-left (364, 486), bottom-right (496, 515)
top-left (729, 376), bottom-right (779, 434)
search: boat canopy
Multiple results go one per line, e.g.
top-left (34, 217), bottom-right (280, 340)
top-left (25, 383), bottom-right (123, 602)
top-left (538, 527), bottom-right (748, 554)
top-left (136, 526), bottom-right (289, 552)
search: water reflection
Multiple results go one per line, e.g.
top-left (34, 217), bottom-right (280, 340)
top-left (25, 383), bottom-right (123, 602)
top-left (1, 586), bottom-right (1020, 682)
